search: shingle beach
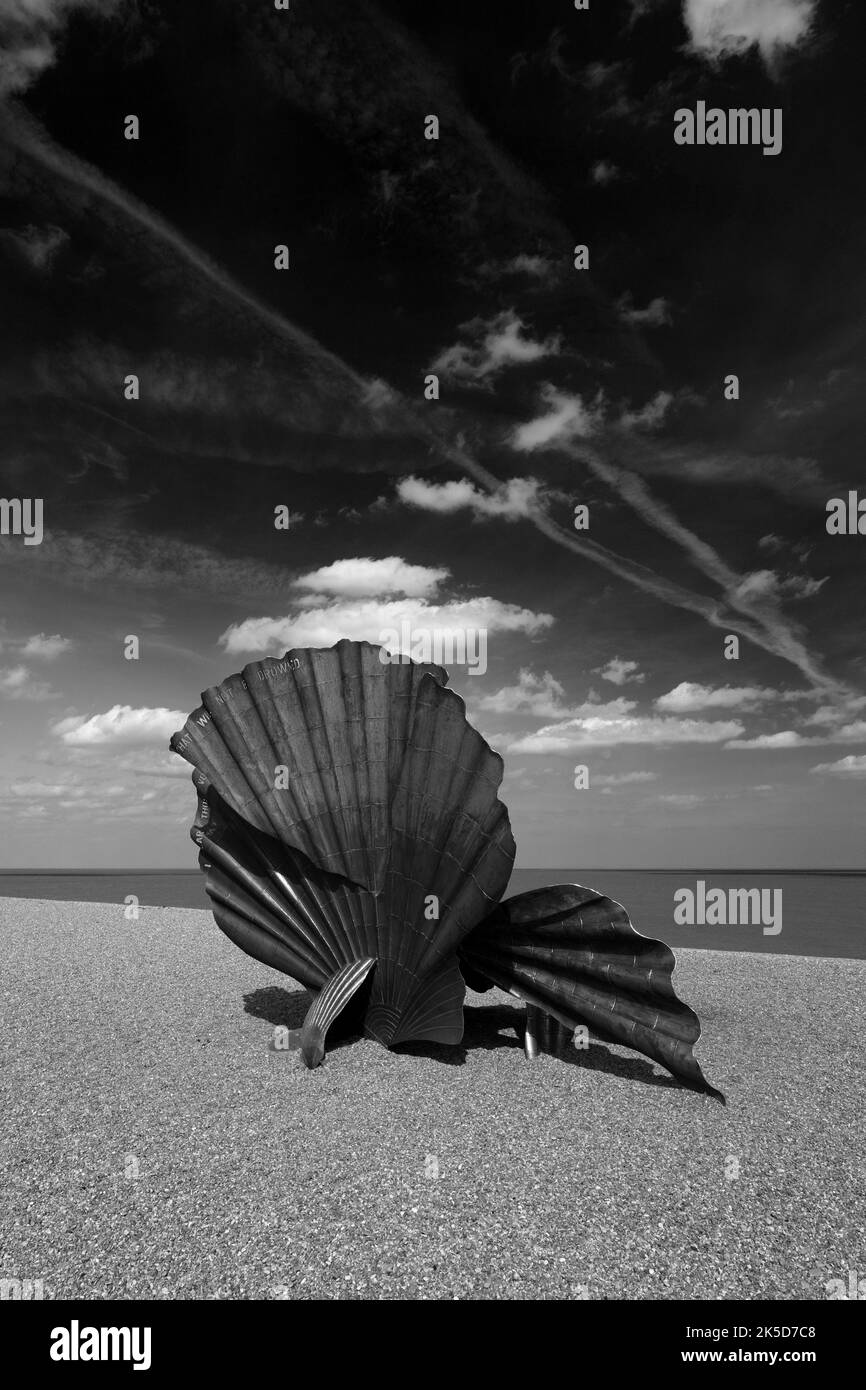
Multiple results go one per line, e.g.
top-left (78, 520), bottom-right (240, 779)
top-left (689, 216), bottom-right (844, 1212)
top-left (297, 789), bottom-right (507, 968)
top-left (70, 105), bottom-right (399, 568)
top-left (1, 898), bottom-right (862, 1300)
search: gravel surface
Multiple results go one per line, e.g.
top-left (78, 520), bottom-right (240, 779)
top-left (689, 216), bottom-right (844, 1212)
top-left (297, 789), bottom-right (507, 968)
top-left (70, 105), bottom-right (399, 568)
top-left (1, 897), bottom-right (862, 1300)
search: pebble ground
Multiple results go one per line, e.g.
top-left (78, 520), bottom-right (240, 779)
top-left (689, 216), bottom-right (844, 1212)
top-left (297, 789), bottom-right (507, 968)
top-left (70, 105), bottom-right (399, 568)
top-left (1, 898), bottom-right (862, 1300)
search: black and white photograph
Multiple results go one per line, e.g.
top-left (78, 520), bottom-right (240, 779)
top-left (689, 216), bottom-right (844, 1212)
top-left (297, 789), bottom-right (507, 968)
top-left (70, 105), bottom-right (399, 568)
top-left (0, 0), bottom-right (863, 1344)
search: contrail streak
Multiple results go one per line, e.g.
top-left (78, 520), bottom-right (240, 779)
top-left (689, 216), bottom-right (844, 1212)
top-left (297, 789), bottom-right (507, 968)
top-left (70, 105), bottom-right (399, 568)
top-left (2, 102), bottom-right (843, 692)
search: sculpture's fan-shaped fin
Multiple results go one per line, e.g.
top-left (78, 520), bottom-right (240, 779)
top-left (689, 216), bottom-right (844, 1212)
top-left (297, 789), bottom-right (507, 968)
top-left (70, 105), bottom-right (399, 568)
top-left (170, 639), bottom-right (447, 893)
top-left (459, 885), bottom-right (724, 1101)
top-left (190, 778), bottom-right (373, 993)
top-left (300, 957), bottom-right (377, 1069)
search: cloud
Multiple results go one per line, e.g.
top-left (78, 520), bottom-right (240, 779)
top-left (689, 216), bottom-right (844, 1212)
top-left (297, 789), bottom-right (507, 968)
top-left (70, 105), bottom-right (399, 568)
top-left (0, 527), bottom-right (294, 597)
top-left (20, 632), bottom-right (71, 659)
top-left (590, 160), bottom-right (620, 185)
top-left (395, 475), bottom-right (543, 522)
top-left (684, 0), bottom-right (818, 68)
top-left (511, 384), bottom-right (601, 451)
top-left (220, 596), bottom-right (554, 657)
top-left (726, 719), bottom-right (866, 749)
top-left (292, 557), bottom-right (448, 600)
top-left (617, 295), bottom-right (672, 328)
top-left (431, 310), bottom-right (561, 387)
top-left (518, 408), bottom-right (841, 692)
top-left (5, 84), bottom-right (838, 704)
top-left (658, 793), bottom-right (707, 808)
top-left (619, 439), bottom-right (825, 499)
top-left (617, 391), bottom-right (674, 431)
top-left (810, 755), bottom-right (866, 778)
top-left (594, 658), bottom-right (646, 686)
top-left (0, 0), bottom-right (120, 96)
top-left (593, 770), bottom-right (658, 787)
top-left (52, 705), bottom-right (187, 746)
top-left (731, 569), bottom-right (826, 604)
top-left (724, 730), bottom-right (806, 749)
top-left (478, 254), bottom-right (558, 283)
top-left (508, 713), bottom-right (744, 753)
top-left (0, 664), bottom-right (57, 700)
top-left (477, 669), bottom-right (636, 719)
top-left (805, 697), bottom-right (866, 727)
top-left (656, 681), bottom-right (783, 712)
top-left (0, 222), bottom-right (68, 269)
top-left (477, 669), bottom-right (568, 717)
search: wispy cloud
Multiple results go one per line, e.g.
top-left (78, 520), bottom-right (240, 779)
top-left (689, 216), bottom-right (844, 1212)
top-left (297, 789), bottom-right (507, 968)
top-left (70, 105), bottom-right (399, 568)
top-left (508, 713), bottom-right (744, 753)
top-left (0, 0), bottom-right (121, 96)
top-left (594, 770), bottom-right (658, 787)
top-left (0, 664), bottom-right (57, 700)
top-left (510, 388), bottom-right (840, 692)
top-left (431, 309), bottom-right (562, 388)
top-left (594, 658), bottom-right (646, 687)
top-left (590, 160), bottom-right (620, 185)
top-left (0, 528), bottom-right (291, 597)
top-left (0, 221), bottom-right (68, 269)
top-left (617, 294), bottom-right (672, 328)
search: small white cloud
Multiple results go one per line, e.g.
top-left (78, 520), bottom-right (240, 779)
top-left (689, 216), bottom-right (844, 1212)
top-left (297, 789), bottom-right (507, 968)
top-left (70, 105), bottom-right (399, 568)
top-left (292, 557), bottom-right (448, 600)
top-left (656, 681), bottom-right (780, 712)
top-left (511, 385), bottom-right (601, 452)
top-left (21, 632), bottom-right (72, 660)
top-left (594, 657), bottom-right (646, 687)
top-left (724, 730), bottom-right (806, 749)
top-left (684, 0), bottom-right (817, 68)
top-left (395, 475), bottom-right (542, 522)
top-left (810, 755), bottom-right (866, 777)
top-left (431, 309), bottom-right (561, 387)
top-left (617, 295), bottom-right (672, 328)
top-left (590, 160), bottom-right (620, 185)
top-left (53, 705), bottom-right (187, 746)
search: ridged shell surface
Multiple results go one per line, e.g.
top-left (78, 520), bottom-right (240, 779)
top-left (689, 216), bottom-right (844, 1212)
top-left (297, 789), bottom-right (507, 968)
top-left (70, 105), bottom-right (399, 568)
top-left (170, 639), bottom-right (516, 1047)
top-left (460, 884), bottom-right (723, 1099)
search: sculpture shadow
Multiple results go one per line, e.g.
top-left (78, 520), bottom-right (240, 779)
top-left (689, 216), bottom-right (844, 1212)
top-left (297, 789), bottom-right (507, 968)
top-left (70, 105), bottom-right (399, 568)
top-left (244, 985), bottom-right (311, 1030)
top-left (400, 1002), bottom-right (683, 1092)
top-left (243, 990), bottom-right (681, 1091)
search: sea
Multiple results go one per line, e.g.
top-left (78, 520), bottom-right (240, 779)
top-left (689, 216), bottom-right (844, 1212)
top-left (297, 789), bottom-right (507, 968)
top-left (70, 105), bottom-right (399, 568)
top-left (0, 868), bottom-right (863, 960)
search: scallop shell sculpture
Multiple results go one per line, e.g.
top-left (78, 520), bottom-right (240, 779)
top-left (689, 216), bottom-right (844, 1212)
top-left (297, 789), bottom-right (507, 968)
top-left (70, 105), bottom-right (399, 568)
top-left (170, 640), bottom-right (722, 1100)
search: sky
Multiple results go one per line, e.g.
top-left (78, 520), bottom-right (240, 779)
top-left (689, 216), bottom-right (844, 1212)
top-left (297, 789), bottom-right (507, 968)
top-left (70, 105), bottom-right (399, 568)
top-left (1, 0), bottom-right (864, 869)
